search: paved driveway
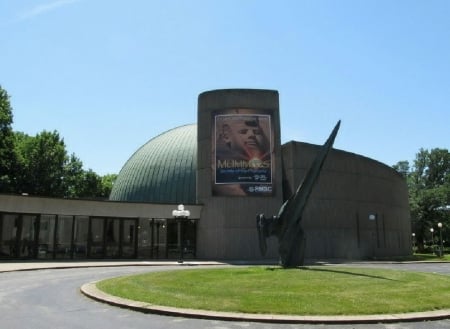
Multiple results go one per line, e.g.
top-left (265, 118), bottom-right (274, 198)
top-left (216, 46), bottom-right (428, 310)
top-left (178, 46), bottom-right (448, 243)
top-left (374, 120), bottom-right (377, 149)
top-left (0, 262), bottom-right (449, 329)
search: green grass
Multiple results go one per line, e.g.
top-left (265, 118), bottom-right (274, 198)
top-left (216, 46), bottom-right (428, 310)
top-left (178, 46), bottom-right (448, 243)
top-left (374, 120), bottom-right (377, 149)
top-left (374, 253), bottom-right (450, 262)
top-left (96, 266), bottom-right (450, 316)
top-left (412, 253), bottom-right (450, 261)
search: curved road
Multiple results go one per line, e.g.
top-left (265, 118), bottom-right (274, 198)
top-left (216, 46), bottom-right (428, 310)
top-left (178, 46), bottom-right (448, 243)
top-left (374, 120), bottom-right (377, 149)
top-left (1, 263), bottom-right (450, 329)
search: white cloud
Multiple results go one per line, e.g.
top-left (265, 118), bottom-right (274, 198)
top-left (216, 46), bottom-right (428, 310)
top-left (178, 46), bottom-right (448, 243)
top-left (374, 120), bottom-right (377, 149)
top-left (18, 0), bottom-right (80, 21)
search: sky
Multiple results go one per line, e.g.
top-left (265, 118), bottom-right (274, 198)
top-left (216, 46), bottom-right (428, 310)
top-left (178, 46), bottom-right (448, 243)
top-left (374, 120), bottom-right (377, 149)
top-left (1, 0), bottom-right (449, 175)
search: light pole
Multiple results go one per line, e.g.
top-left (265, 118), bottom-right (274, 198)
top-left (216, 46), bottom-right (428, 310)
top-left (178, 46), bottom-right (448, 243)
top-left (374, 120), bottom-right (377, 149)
top-left (430, 228), bottom-right (434, 253)
top-left (412, 233), bottom-right (416, 253)
top-left (438, 222), bottom-right (444, 257)
top-left (172, 204), bottom-right (190, 263)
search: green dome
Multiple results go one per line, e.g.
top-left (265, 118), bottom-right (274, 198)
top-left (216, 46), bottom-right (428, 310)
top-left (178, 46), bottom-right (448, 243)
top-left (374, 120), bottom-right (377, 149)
top-left (109, 124), bottom-right (197, 203)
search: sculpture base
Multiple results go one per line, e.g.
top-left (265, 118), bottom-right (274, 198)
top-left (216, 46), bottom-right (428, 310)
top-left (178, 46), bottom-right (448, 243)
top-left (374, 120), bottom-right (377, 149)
top-left (279, 236), bottom-right (306, 268)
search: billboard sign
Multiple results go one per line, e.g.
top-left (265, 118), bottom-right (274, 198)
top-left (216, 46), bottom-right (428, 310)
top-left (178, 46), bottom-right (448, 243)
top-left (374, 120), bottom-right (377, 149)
top-left (212, 109), bottom-right (274, 196)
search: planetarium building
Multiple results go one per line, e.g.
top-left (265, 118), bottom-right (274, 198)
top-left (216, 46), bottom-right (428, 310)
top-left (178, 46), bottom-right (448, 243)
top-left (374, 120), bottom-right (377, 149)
top-left (0, 89), bottom-right (412, 261)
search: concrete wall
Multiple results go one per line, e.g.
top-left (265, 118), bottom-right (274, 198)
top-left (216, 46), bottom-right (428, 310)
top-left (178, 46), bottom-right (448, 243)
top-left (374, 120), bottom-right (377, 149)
top-left (197, 89), bottom-right (284, 260)
top-left (282, 141), bottom-right (412, 259)
top-left (0, 194), bottom-right (203, 220)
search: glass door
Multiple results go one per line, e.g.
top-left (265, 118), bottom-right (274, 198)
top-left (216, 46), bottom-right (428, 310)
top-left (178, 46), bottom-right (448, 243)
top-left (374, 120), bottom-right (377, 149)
top-left (105, 218), bottom-right (120, 258)
top-left (73, 217), bottom-right (88, 258)
top-left (37, 215), bottom-right (56, 259)
top-left (55, 216), bottom-right (74, 259)
top-left (0, 214), bottom-right (20, 259)
top-left (166, 221), bottom-right (179, 259)
top-left (164, 219), bottom-right (197, 260)
top-left (89, 217), bottom-right (105, 258)
top-left (182, 220), bottom-right (197, 258)
top-left (122, 219), bottom-right (137, 258)
top-left (19, 215), bottom-right (38, 258)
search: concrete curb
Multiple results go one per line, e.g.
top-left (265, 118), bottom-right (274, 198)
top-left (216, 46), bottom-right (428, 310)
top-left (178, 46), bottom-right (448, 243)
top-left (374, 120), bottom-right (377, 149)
top-left (0, 260), bottom-right (228, 273)
top-left (1, 259), bottom-right (448, 273)
top-left (80, 281), bottom-right (450, 324)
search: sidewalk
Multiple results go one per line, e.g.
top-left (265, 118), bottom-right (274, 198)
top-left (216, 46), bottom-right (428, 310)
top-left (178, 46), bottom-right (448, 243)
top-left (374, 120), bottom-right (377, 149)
top-left (1, 258), bottom-right (448, 273)
top-left (0, 259), bottom-right (227, 273)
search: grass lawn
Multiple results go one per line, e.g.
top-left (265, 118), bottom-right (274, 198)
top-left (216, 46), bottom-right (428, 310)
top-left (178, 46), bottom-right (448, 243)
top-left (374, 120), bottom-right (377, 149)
top-left (375, 253), bottom-right (450, 262)
top-left (96, 266), bottom-right (450, 316)
top-left (412, 253), bottom-right (450, 261)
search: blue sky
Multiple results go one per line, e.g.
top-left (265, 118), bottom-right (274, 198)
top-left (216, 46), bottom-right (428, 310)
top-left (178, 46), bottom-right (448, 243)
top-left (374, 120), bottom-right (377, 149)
top-left (1, 0), bottom-right (449, 175)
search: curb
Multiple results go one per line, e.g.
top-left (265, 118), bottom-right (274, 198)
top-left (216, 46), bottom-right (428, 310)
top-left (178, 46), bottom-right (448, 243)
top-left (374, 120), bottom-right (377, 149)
top-left (0, 261), bottom-right (228, 273)
top-left (80, 281), bottom-right (450, 324)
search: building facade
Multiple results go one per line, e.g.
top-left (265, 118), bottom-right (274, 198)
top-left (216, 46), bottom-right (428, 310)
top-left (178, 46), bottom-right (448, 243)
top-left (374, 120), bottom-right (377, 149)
top-left (0, 89), bottom-right (412, 261)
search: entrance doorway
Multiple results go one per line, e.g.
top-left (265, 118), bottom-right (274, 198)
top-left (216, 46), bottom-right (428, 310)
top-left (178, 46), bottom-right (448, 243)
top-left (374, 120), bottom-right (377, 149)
top-left (88, 217), bottom-right (138, 259)
top-left (166, 218), bottom-right (197, 259)
top-left (137, 218), bottom-right (198, 260)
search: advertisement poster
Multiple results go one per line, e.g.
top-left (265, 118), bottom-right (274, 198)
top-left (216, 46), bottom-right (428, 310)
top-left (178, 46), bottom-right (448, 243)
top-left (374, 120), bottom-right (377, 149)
top-left (212, 109), bottom-right (274, 196)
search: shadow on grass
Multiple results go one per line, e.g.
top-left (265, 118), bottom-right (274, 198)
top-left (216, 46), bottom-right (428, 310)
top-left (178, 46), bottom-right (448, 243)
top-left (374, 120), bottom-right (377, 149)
top-left (265, 266), bottom-right (399, 281)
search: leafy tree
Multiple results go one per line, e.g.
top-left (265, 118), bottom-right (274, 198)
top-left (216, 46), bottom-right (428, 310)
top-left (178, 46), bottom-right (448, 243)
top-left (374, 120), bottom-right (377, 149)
top-left (1, 85), bottom-right (116, 199)
top-left (77, 169), bottom-right (103, 198)
top-left (0, 86), bottom-right (17, 192)
top-left (14, 130), bottom-right (67, 196)
top-left (395, 148), bottom-right (450, 251)
top-left (63, 156), bottom-right (116, 199)
top-left (100, 173), bottom-right (117, 198)
top-left (63, 153), bottom-right (85, 198)
top-left (13, 131), bottom-right (34, 193)
top-left (392, 160), bottom-right (409, 178)
top-left (14, 133), bottom-right (114, 199)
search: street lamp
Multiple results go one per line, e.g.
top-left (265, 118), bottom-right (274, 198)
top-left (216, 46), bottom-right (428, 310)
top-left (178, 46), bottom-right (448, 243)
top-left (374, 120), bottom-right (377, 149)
top-left (172, 204), bottom-right (190, 263)
top-left (412, 233), bottom-right (416, 252)
top-left (438, 222), bottom-right (444, 257)
top-left (430, 228), bottom-right (434, 253)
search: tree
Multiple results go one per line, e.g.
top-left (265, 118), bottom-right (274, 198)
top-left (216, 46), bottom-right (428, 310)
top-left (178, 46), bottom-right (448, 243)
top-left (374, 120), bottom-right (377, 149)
top-left (14, 130), bottom-right (67, 196)
top-left (14, 131), bottom-right (115, 199)
top-left (63, 156), bottom-right (116, 199)
top-left (1, 85), bottom-right (116, 199)
top-left (13, 131), bottom-right (34, 194)
top-left (395, 148), bottom-right (450, 251)
top-left (62, 153), bottom-right (85, 198)
top-left (77, 169), bottom-right (103, 198)
top-left (0, 85), bottom-right (17, 192)
top-left (100, 173), bottom-right (117, 198)
top-left (392, 160), bottom-right (409, 178)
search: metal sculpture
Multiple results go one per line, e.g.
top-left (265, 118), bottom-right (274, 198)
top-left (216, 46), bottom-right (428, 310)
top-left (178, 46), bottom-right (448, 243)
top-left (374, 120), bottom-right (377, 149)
top-left (257, 120), bottom-right (341, 267)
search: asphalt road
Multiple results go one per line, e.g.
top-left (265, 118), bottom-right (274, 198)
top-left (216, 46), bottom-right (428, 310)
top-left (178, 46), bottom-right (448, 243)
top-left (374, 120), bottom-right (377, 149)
top-left (1, 263), bottom-right (450, 329)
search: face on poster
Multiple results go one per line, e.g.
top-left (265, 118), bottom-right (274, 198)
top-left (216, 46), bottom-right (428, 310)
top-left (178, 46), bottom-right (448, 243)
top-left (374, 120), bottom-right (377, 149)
top-left (212, 109), bottom-right (274, 196)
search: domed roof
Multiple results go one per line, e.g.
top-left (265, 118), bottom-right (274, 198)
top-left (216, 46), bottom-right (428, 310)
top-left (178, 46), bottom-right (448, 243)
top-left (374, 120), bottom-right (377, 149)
top-left (109, 124), bottom-right (197, 204)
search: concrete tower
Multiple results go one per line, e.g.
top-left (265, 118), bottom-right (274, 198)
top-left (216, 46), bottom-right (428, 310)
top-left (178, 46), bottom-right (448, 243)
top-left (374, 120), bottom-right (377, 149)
top-left (197, 89), bottom-right (283, 259)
